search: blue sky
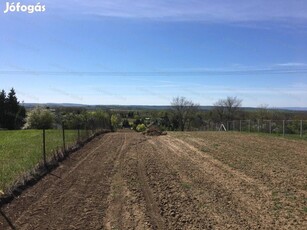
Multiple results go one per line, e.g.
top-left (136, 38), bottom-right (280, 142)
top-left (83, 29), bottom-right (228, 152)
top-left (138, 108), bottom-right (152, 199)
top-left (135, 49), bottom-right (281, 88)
top-left (0, 0), bottom-right (307, 106)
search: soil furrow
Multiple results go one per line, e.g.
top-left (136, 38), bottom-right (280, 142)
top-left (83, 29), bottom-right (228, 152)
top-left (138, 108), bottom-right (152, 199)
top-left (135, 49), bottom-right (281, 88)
top-left (13, 134), bottom-right (114, 228)
top-left (136, 145), bottom-right (165, 230)
top-left (1, 131), bottom-right (306, 230)
top-left (157, 136), bottom-right (275, 228)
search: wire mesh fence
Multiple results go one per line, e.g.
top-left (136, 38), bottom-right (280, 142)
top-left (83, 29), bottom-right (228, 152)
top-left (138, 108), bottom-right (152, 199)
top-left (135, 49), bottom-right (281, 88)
top-left (199, 120), bottom-right (307, 138)
top-left (0, 122), bottom-right (110, 192)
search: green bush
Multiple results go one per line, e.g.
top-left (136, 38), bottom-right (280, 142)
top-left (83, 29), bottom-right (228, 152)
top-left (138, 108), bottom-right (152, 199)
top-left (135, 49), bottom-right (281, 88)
top-left (24, 107), bottom-right (55, 129)
top-left (136, 124), bottom-right (146, 132)
top-left (111, 114), bottom-right (122, 130)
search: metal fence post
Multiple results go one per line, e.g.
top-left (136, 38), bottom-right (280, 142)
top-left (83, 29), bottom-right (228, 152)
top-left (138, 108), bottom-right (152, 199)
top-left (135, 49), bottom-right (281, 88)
top-left (240, 120), bottom-right (242, 132)
top-left (248, 120), bottom-right (251, 132)
top-left (283, 120), bottom-right (285, 137)
top-left (43, 129), bottom-right (46, 167)
top-left (62, 122), bottom-right (66, 151)
top-left (269, 120), bottom-right (272, 134)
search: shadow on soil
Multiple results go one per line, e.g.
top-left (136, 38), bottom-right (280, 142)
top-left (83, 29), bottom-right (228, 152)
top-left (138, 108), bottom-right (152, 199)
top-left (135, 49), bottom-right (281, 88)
top-left (0, 209), bottom-right (16, 230)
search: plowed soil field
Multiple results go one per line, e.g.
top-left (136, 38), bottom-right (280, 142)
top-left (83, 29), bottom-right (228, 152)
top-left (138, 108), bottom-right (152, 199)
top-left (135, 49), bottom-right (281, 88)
top-left (1, 131), bottom-right (306, 229)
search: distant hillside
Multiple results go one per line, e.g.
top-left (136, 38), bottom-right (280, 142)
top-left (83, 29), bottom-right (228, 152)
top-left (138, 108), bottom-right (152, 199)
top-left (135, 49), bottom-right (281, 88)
top-left (23, 103), bottom-right (87, 108)
top-left (23, 103), bottom-right (172, 110)
top-left (279, 107), bottom-right (307, 111)
top-left (22, 103), bottom-right (307, 112)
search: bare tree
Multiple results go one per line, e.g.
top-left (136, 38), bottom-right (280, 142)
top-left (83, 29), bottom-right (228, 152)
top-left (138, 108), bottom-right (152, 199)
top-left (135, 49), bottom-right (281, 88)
top-left (213, 99), bottom-right (226, 122)
top-left (256, 104), bottom-right (272, 121)
top-left (171, 97), bottom-right (199, 131)
top-left (213, 96), bottom-right (242, 122)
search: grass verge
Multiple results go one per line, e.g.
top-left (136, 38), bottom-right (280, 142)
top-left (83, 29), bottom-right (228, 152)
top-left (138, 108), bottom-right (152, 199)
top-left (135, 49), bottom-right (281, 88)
top-left (0, 129), bottom-right (83, 191)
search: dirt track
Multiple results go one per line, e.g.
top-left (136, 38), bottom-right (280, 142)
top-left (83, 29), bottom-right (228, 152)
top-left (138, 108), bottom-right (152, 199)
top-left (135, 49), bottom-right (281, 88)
top-left (1, 131), bottom-right (306, 229)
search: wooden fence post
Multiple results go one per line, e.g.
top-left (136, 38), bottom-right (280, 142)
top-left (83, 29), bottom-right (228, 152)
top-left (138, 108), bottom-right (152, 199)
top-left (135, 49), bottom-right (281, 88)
top-left (283, 120), bottom-right (285, 137)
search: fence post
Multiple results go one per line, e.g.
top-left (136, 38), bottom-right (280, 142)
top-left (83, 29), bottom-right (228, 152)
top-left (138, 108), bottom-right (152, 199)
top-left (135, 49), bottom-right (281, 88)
top-left (233, 121), bottom-right (235, 131)
top-left (269, 120), bottom-right (272, 134)
top-left (240, 120), bottom-right (242, 132)
top-left (248, 120), bottom-right (251, 132)
top-left (227, 121), bottom-right (229, 131)
top-left (257, 120), bottom-right (260, 132)
top-left (62, 122), bottom-right (66, 152)
top-left (42, 129), bottom-right (47, 167)
top-left (300, 120), bottom-right (303, 138)
top-left (78, 128), bottom-right (80, 142)
top-left (283, 120), bottom-right (285, 137)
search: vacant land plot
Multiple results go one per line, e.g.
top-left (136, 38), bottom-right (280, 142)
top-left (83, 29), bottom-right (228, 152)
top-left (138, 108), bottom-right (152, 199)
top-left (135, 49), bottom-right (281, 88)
top-left (1, 131), bottom-right (306, 229)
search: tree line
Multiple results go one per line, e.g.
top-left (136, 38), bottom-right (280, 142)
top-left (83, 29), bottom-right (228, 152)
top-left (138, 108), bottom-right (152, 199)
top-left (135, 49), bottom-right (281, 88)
top-left (0, 89), bottom-right (112, 130)
top-left (168, 96), bottom-right (307, 131)
top-left (0, 88), bottom-right (26, 130)
top-left (115, 96), bottom-right (306, 132)
top-left (1, 89), bottom-right (306, 132)
top-left (25, 107), bottom-right (112, 131)
top-left (169, 96), bottom-right (243, 131)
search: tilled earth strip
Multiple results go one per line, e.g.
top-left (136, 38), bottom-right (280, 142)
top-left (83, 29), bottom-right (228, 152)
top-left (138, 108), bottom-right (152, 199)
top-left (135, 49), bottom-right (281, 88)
top-left (1, 133), bottom-right (124, 229)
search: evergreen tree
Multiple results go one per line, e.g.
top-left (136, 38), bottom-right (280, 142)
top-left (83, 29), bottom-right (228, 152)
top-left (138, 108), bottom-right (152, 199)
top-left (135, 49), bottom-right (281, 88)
top-left (0, 88), bottom-right (26, 129)
top-left (0, 90), bottom-right (6, 128)
top-left (6, 88), bottom-right (19, 129)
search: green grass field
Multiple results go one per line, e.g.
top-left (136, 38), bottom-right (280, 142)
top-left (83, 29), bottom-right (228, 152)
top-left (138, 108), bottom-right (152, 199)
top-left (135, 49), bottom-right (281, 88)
top-left (0, 129), bottom-right (90, 191)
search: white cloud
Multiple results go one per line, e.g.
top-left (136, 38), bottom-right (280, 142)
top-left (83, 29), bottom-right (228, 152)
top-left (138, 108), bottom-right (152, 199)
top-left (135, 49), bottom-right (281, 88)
top-left (48, 0), bottom-right (307, 24)
top-left (275, 63), bottom-right (307, 67)
top-left (157, 63), bottom-right (307, 75)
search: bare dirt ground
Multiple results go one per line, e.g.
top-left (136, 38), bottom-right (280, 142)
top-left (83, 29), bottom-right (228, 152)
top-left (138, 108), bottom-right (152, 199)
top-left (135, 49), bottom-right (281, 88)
top-left (1, 131), bottom-right (306, 229)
